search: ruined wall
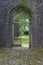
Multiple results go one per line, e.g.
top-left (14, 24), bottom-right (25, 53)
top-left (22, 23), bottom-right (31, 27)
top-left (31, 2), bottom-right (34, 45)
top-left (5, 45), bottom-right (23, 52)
top-left (0, 1), bottom-right (7, 46)
top-left (0, 0), bottom-right (43, 47)
top-left (35, 4), bottom-right (43, 47)
top-left (0, 0), bottom-right (23, 47)
top-left (31, 2), bottom-right (43, 47)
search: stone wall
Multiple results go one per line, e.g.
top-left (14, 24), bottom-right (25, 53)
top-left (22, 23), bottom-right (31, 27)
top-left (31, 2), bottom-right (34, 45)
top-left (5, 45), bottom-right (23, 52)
top-left (36, 4), bottom-right (43, 47)
top-left (0, 0), bottom-right (32, 47)
top-left (31, 3), bottom-right (43, 47)
top-left (0, 0), bottom-right (43, 47)
top-left (0, 1), bottom-right (6, 46)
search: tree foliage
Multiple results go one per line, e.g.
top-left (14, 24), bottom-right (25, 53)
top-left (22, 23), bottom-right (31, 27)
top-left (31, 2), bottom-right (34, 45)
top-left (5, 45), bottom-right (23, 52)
top-left (14, 5), bottom-right (33, 22)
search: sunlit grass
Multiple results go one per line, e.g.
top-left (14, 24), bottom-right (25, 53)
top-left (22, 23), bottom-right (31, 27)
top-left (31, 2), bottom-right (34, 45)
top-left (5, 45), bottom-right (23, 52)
top-left (14, 35), bottom-right (29, 45)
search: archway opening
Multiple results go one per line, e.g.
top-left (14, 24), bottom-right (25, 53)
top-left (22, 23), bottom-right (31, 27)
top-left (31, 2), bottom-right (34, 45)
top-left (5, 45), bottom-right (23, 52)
top-left (10, 5), bottom-right (33, 48)
top-left (14, 13), bottom-right (30, 47)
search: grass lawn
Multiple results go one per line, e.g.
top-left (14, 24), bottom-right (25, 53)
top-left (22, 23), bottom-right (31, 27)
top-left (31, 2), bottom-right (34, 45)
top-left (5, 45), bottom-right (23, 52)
top-left (14, 35), bottom-right (29, 45)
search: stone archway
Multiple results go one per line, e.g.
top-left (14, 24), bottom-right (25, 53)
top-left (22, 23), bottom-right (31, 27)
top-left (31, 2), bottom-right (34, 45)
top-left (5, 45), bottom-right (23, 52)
top-left (9, 4), bottom-right (33, 47)
top-left (0, 0), bottom-right (43, 48)
top-left (0, 0), bottom-right (37, 47)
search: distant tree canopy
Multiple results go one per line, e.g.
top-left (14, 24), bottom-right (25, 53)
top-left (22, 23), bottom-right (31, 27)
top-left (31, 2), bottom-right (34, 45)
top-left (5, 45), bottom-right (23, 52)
top-left (14, 6), bottom-right (33, 22)
top-left (13, 0), bottom-right (33, 37)
top-left (19, 0), bottom-right (30, 4)
top-left (14, 12), bottom-right (29, 37)
top-left (14, 12), bottom-right (28, 22)
top-left (19, 0), bottom-right (25, 3)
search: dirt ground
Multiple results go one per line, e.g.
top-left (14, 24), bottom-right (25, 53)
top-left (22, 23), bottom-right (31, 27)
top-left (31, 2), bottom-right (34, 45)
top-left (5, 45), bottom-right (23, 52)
top-left (0, 47), bottom-right (43, 65)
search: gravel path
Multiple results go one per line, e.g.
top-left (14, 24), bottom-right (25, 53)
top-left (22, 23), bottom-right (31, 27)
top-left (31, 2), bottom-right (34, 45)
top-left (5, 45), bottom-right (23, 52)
top-left (0, 47), bottom-right (43, 65)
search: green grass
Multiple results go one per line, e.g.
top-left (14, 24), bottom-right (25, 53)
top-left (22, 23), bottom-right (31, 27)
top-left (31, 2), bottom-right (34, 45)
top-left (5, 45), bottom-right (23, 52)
top-left (14, 35), bottom-right (29, 45)
top-left (35, 48), bottom-right (43, 57)
top-left (0, 47), bottom-right (6, 51)
top-left (0, 48), bottom-right (43, 65)
top-left (22, 35), bottom-right (29, 44)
